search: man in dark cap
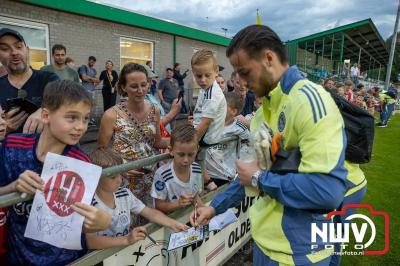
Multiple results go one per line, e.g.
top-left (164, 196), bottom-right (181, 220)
top-left (0, 28), bottom-right (58, 133)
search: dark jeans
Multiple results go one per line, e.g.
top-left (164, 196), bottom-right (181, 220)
top-left (380, 103), bottom-right (395, 125)
top-left (178, 88), bottom-right (187, 113)
top-left (150, 81), bottom-right (157, 95)
top-left (102, 89), bottom-right (117, 111)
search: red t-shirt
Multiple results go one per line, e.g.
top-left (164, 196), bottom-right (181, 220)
top-left (345, 90), bottom-right (354, 102)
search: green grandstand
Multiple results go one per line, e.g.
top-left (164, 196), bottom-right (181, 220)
top-left (285, 19), bottom-right (389, 83)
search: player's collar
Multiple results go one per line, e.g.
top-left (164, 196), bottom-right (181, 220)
top-left (280, 65), bottom-right (304, 95)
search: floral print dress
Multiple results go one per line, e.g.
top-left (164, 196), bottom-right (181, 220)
top-left (112, 102), bottom-right (159, 225)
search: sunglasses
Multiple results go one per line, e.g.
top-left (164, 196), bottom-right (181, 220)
top-left (17, 89), bottom-right (28, 98)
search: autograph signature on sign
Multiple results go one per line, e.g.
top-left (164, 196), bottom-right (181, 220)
top-left (24, 153), bottom-right (101, 250)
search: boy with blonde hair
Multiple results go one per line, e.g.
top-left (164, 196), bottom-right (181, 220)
top-left (191, 49), bottom-right (227, 147)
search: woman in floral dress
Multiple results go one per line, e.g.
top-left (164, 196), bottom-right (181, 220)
top-left (97, 63), bottom-right (168, 224)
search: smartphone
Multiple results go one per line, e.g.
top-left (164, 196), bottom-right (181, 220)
top-left (6, 98), bottom-right (39, 114)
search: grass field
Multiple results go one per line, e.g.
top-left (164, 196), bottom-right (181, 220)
top-left (342, 114), bottom-right (400, 266)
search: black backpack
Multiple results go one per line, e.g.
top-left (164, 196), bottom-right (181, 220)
top-left (326, 90), bottom-right (375, 164)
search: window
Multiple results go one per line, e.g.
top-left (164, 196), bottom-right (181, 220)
top-left (120, 38), bottom-right (153, 69)
top-left (0, 16), bottom-right (49, 69)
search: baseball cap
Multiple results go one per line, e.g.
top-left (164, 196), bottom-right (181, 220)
top-left (141, 64), bottom-right (157, 78)
top-left (0, 28), bottom-right (25, 44)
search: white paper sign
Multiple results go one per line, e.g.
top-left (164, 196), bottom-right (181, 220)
top-left (208, 209), bottom-right (238, 231)
top-left (24, 152), bottom-right (102, 250)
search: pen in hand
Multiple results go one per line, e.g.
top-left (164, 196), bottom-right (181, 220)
top-left (194, 202), bottom-right (198, 227)
top-left (145, 231), bottom-right (159, 246)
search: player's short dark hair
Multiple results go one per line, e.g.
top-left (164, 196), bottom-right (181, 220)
top-left (226, 25), bottom-right (288, 64)
top-left (42, 80), bottom-right (93, 111)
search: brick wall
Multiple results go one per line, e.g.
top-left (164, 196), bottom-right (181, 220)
top-left (0, 0), bottom-right (233, 116)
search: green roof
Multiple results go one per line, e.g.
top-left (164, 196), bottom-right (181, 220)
top-left (285, 18), bottom-right (388, 65)
top-left (18, 0), bottom-right (231, 46)
top-left (286, 19), bottom-right (371, 44)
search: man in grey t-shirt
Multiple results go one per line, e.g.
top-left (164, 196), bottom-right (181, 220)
top-left (158, 67), bottom-right (179, 113)
top-left (79, 56), bottom-right (100, 91)
top-left (41, 44), bottom-right (79, 82)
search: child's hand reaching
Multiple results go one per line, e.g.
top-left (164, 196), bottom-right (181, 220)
top-left (126, 169), bottom-right (145, 178)
top-left (178, 194), bottom-right (193, 208)
top-left (127, 226), bottom-right (147, 244)
top-left (169, 221), bottom-right (189, 232)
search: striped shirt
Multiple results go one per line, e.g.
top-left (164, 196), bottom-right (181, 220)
top-left (92, 187), bottom-right (145, 237)
top-left (193, 81), bottom-right (227, 145)
top-left (0, 133), bottom-right (90, 266)
top-left (151, 161), bottom-right (202, 202)
top-left (206, 119), bottom-right (250, 180)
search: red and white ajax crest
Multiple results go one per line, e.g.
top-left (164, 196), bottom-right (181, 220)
top-left (44, 170), bottom-right (85, 217)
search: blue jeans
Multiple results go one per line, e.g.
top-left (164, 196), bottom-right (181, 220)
top-left (380, 103), bottom-right (395, 125)
top-left (351, 76), bottom-right (358, 86)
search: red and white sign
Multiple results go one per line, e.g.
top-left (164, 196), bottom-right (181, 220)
top-left (44, 170), bottom-right (85, 217)
top-left (25, 153), bottom-right (101, 250)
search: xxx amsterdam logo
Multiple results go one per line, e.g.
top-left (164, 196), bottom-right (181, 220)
top-left (44, 170), bottom-right (85, 217)
top-left (310, 204), bottom-right (390, 256)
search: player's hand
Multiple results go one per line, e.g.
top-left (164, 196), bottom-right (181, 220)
top-left (15, 170), bottom-right (44, 195)
top-left (236, 159), bottom-right (261, 187)
top-left (72, 203), bottom-right (112, 233)
top-left (189, 205), bottom-right (216, 228)
top-left (127, 226), bottom-right (147, 244)
top-left (206, 181), bottom-right (217, 191)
